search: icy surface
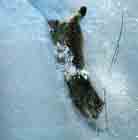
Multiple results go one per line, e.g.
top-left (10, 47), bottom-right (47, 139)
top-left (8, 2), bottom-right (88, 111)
top-left (0, 0), bottom-right (138, 139)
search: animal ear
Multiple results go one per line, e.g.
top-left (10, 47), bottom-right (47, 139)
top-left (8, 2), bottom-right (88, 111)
top-left (47, 20), bottom-right (59, 31)
top-left (79, 6), bottom-right (87, 17)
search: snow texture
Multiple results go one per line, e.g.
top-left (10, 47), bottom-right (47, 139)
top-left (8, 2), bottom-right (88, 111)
top-left (0, 0), bottom-right (138, 139)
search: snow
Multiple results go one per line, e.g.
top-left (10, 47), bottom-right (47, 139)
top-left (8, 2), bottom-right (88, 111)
top-left (0, 0), bottom-right (138, 139)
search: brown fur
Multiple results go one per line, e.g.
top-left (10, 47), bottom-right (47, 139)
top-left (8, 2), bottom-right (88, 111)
top-left (65, 73), bottom-right (104, 119)
top-left (65, 17), bottom-right (84, 68)
top-left (48, 16), bottom-right (85, 68)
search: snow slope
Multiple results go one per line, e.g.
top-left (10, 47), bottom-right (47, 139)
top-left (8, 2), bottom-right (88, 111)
top-left (0, 0), bottom-right (138, 139)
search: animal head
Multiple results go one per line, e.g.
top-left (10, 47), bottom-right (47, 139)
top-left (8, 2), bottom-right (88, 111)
top-left (48, 20), bottom-right (60, 32)
top-left (48, 20), bottom-right (67, 44)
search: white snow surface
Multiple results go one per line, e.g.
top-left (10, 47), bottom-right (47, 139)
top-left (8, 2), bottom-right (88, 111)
top-left (0, 0), bottom-right (138, 139)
